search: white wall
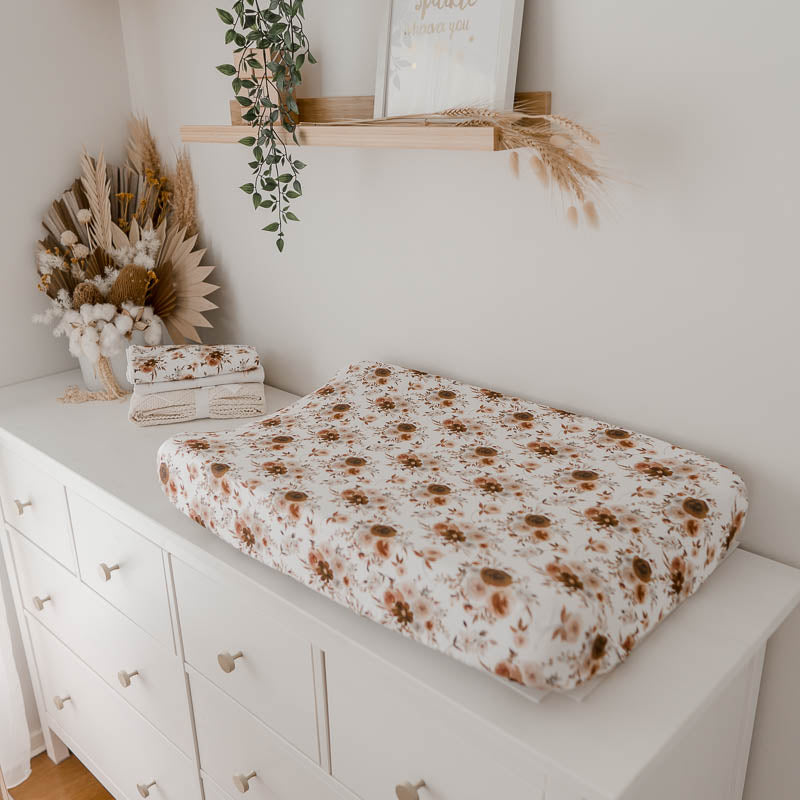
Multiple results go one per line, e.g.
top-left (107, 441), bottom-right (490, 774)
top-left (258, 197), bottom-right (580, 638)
top-left (105, 0), bottom-right (800, 796)
top-left (0, 0), bottom-right (132, 389)
top-left (0, 0), bottom-right (132, 755)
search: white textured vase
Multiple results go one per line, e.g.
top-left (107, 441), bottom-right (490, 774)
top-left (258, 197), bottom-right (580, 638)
top-left (78, 329), bottom-right (169, 393)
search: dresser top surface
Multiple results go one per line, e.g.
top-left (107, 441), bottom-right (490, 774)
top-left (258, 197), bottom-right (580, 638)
top-left (1, 369), bottom-right (799, 800)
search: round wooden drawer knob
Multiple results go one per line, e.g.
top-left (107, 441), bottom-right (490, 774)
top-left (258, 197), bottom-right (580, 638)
top-left (137, 780), bottom-right (157, 798)
top-left (32, 595), bottom-right (51, 611)
top-left (98, 562), bottom-right (121, 582)
top-left (118, 669), bottom-right (140, 688)
top-left (53, 695), bottom-right (71, 711)
top-left (233, 771), bottom-right (257, 793)
top-left (396, 780), bottom-right (426, 800)
top-left (218, 651), bottom-right (244, 674)
top-left (14, 499), bottom-right (32, 516)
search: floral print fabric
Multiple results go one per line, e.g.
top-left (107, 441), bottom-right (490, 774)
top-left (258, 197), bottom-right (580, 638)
top-left (127, 344), bottom-right (260, 385)
top-left (157, 361), bottom-right (747, 691)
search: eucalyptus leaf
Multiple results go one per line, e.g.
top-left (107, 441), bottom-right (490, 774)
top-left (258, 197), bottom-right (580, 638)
top-left (215, 0), bottom-right (312, 251)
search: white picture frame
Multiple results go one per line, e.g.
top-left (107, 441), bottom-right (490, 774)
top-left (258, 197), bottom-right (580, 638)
top-left (374, 0), bottom-right (525, 119)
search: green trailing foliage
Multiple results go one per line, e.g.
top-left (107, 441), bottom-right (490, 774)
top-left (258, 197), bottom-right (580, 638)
top-left (216, 1), bottom-right (314, 252)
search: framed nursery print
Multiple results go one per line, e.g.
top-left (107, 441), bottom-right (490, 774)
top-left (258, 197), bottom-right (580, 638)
top-left (374, 0), bottom-right (525, 118)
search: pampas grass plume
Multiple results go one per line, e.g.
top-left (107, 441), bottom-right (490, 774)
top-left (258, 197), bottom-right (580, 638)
top-left (566, 206), bottom-right (579, 227)
top-left (583, 201), bottom-right (600, 228)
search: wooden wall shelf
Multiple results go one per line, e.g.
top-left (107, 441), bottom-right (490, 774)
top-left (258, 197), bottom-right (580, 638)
top-left (180, 91), bottom-right (551, 152)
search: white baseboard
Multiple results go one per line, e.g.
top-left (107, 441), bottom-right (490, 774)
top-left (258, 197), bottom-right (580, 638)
top-left (30, 728), bottom-right (46, 758)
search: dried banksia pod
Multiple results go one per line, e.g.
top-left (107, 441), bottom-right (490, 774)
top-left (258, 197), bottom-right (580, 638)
top-left (72, 282), bottom-right (104, 309)
top-left (108, 264), bottom-right (152, 307)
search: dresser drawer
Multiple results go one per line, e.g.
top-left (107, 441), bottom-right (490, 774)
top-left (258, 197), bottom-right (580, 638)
top-left (189, 668), bottom-right (353, 800)
top-left (0, 449), bottom-right (73, 570)
top-left (327, 646), bottom-right (545, 800)
top-left (69, 491), bottom-right (173, 648)
top-left (12, 529), bottom-right (193, 755)
top-left (30, 619), bottom-right (199, 800)
top-left (202, 774), bottom-right (235, 800)
top-left (173, 558), bottom-right (318, 760)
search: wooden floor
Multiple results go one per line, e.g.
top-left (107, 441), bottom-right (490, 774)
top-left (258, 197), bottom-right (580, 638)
top-left (10, 753), bottom-right (111, 800)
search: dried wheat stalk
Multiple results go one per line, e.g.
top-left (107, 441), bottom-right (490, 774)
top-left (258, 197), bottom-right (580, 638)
top-left (319, 102), bottom-right (606, 222)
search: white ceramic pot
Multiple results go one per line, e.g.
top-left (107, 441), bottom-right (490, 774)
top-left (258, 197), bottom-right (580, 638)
top-left (78, 329), bottom-right (170, 393)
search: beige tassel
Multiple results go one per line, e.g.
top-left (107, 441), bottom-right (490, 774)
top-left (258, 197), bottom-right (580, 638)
top-left (59, 357), bottom-right (129, 404)
top-left (549, 134), bottom-right (571, 149)
top-left (509, 150), bottom-right (520, 178)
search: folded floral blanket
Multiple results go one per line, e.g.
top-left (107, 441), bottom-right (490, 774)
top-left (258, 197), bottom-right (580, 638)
top-left (132, 366), bottom-right (265, 396)
top-left (129, 383), bottom-right (266, 427)
top-left (126, 345), bottom-right (260, 385)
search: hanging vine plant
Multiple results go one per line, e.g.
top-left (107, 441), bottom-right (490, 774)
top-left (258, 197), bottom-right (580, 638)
top-left (216, 1), bottom-right (314, 252)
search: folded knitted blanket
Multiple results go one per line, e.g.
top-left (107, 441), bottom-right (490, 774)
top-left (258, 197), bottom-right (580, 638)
top-left (126, 345), bottom-right (260, 385)
top-left (129, 383), bottom-right (266, 427)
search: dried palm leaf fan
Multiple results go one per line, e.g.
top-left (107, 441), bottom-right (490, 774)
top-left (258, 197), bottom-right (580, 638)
top-left (112, 216), bottom-right (218, 344)
top-left (155, 224), bottom-right (218, 343)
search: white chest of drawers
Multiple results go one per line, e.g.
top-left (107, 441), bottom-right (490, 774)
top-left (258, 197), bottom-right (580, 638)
top-left (1, 371), bottom-right (799, 800)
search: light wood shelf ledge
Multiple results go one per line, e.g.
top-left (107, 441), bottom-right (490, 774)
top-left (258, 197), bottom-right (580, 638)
top-left (180, 91), bottom-right (551, 152)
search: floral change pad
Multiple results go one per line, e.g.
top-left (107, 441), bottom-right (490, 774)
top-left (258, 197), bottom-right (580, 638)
top-left (158, 362), bottom-right (747, 690)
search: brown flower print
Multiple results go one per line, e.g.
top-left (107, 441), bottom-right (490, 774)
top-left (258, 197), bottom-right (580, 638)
top-left (480, 567), bottom-right (513, 587)
top-left (392, 600), bottom-right (414, 626)
top-left (636, 461), bottom-right (674, 480)
top-left (585, 506), bottom-right (619, 529)
top-left (442, 417), bottom-right (468, 434)
top-left (316, 560), bottom-right (334, 583)
top-left (591, 635), bottom-right (608, 660)
top-left (601, 428), bottom-right (635, 449)
top-left (632, 557), bottom-right (653, 582)
top-left (371, 524), bottom-right (397, 538)
top-left (158, 359), bottom-right (747, 693)
top-left (683, 498), bottom-right (709, 518)
top-left (342, 489), bottom-right (370, 506)
top-left (474, 476), bottom-right (504, 495)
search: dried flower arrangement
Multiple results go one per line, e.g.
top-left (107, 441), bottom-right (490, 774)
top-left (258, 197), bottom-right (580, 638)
top-left (34, 116), bottom-right (219, 402)
top-left (215, 1), bottom-right (313, 252)
top-left (324, 102), bottom-right (606, 226)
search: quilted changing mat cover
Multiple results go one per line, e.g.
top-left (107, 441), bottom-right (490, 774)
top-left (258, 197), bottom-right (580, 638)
top-left (158, 362), bottom-right (747, 691)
